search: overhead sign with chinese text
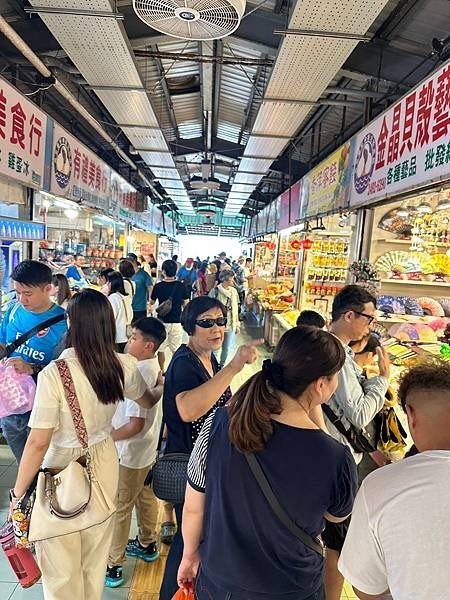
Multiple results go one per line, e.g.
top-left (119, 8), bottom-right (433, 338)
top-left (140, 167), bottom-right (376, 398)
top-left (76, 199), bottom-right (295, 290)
top-left (110, 170), bottom-right (137, 219)
top-left (350, 61), bottom-right (450, 207)
top-left (50, 122), bottom-right (111, 211)
top-left (305, 141), bottom-right (353, 217)
top-left (0, 77), bottom-right (47, 189)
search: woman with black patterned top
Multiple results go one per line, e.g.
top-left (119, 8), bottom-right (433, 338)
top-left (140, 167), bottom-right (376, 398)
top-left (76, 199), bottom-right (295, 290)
top-left (159, 296), bottom-right (260, 600)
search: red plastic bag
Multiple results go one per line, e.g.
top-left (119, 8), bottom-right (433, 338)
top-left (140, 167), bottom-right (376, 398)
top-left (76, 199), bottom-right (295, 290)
top-left (172, 586), bottom-right (195, 600)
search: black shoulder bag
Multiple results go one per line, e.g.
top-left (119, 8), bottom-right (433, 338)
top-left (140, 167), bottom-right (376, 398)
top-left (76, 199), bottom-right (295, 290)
top-left (245, 453), bottom-right (325, 557)
top-left (1, 313), bottom-right (65, 359)
top-left (322, 404), bottom-right (376, 454)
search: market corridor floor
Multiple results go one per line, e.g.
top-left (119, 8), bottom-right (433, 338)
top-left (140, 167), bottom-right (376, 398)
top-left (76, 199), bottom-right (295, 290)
top-left (0, 324), bottom-right (357, 599)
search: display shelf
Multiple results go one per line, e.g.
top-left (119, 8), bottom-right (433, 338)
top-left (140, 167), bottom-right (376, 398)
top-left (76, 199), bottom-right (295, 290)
top-left (380, 278), bottom-right (450, 287)
top-left (377, 315), bottom-right (449, 324)
top-left (376, 238), bottom-right (450, 248)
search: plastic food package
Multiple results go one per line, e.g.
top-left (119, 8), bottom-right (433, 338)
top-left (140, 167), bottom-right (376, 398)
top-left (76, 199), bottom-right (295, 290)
top-left (0, 365), bottom-right (36, 418)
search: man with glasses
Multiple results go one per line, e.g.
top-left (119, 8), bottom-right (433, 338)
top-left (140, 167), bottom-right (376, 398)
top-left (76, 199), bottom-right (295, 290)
top-left (323, 285), bottom-right (390, 600)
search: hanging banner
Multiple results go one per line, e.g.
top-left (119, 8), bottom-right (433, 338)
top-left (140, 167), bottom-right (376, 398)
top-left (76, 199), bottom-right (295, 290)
top-left (289, 179), bottom-right (302, 224)
top-left (350, 61), bottom-right (450, 207)
top-left (50, 122), bottom-right (111, 211)
top-left (267, 198), bottom-right (279, 232)
top-left (278, 190), bottom-right (290, 230)
top-left (110, 170), bottom-right (138, 220)
top-left (0, 77), bottom-right (47, 189)
top-left (305, 141), bottom-right (353, 217)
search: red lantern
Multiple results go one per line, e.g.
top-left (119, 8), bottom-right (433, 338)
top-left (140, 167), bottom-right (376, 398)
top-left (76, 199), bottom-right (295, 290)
top-left (301, 239), bottom-right (314, 250)
top-left (290, 239), bottom-right (302, 251)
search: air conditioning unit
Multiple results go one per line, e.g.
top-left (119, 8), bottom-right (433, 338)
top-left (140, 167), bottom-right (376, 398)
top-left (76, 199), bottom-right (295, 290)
top-left (133, 0), bottom-right (246, 41)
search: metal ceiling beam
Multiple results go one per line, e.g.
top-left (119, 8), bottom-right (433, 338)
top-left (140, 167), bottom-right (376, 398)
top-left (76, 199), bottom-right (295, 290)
top-left (238, 57), bottom-right (267, 144)
top-left (23, 6), bottom-right (124, 18)
top-left (251, 132), bottom-right (292, 139)
top-left (212, 40), bottom-right (223, 139)
top-left (273, 29), bottom-right (372, 42)
top-left (323, 86), bottom-right (385, 99)
top-left (263, 97), bottom-right (364, 107)
top-left (150, 44), bottom-right (180, 139)
top-left (132, 148), bottom-right (173, 154)
top-left (200, 41), bottom-right (214, 156)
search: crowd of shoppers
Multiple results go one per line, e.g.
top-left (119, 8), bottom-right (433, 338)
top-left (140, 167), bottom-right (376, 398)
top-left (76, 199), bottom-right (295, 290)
top-left (0, 258), bottom-right (449, 600)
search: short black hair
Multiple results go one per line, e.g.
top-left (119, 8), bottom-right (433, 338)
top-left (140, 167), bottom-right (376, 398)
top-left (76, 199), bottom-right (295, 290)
top-left (296, 310), bottom-right (325, 329)
top-left (162, 259), bottom-right (177, 278)
top-left (99, 267), bottom-right (114, 280)
top-left (398, 362), bottom-right (450, 412)
top-left (127, 253), bottom-right (138, 261)
top-left (349, 333), bottom-right (380, 354)
top-left (245, 257), bottom-right (252, 263)
top-left (107, 271), bottom-right (127, 296)
top-left (74, 254), bottom-right (84, 260)
top-left (331, 284), bottom-right (377, 322)
top-left (119, 260), bottom-right (135, 279)
top-left (12, 260), bottom-right (52, 287)
top-left (181, 296), bottom-right (226, 336)
top-left (172, 254), bottom-right (178, 261)
top-left (133, 317), bottom-right (167, 350)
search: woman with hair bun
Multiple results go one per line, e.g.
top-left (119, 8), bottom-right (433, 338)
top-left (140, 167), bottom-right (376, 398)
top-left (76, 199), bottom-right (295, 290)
top-left (178, 326), bottom-right (358, 600)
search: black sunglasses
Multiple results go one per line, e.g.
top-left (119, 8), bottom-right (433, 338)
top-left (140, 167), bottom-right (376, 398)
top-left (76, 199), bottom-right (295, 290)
top-left (353, 310), bottom-right (376, 325)
top-left (195, 317), bottom-right (228, 329)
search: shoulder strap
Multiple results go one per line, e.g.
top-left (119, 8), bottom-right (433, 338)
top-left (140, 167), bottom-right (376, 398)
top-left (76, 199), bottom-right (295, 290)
top-left (322, 404), bottom-right (352, 440)
top-left (54, 359), bottom-right (89, 449)
top-left (5, 312), bottom-right (65, 358)
top-left (245, 453), bottom-right (325, 556)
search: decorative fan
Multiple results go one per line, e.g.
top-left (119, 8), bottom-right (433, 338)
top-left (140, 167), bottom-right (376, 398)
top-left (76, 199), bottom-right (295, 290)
top-left (377, 208), bottom-right (412, 236)
top-left (405, 253), bottom-right (430, 273)
top-left (374, 251), bottom-right (410, 274)
top-left (422, 254), bottom-right (450, 276)
top-left (371, 322), bottom-right (388, 339)
top-left (389, 323), bottom-right (420, 341)
top-left (438, 298), bottom-right (450, 316)
top-left (402, 297), bottom-right (424, 316)
top-left (417, 297), bottom-right (445, 317)
top-left (378, 295), bottom-right (405, 315)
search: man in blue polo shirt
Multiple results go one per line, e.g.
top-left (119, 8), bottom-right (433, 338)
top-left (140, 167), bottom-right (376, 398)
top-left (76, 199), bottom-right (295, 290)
top-left (0, 260), bottom-right (67, 462)
top-left (127, 254), bottom-right (153, 323)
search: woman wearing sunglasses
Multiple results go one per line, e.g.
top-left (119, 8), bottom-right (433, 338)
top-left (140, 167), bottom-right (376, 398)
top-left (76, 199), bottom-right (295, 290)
top-left (159, 296), bottom-right (261, 600)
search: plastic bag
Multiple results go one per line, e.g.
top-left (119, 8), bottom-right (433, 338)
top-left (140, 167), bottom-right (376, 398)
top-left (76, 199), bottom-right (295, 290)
top-left (172, 586), bottom-right (194, 600)
top-left (0, 364), bottom-right (36, 418)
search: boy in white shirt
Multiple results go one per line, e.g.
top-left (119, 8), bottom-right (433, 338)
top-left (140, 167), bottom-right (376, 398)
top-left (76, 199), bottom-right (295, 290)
top-left (105, 317), bottom-right (167, 588)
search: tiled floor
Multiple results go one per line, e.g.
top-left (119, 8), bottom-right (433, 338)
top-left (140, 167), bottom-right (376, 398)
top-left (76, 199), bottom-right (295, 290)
top-left (0, 321), bottom-right (357, 599)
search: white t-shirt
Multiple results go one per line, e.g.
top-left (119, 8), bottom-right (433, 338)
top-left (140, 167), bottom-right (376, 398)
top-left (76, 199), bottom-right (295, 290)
top-left (29, 349), bottom-right (148, 449)
top-left (112, 357), bottom-right (162, 469)
top-left (123, 279), bottom-right (135, 322)
top-left (108, 292), bottom-right (132, 343)
top-left (339, 451), bottom-right (450, 600)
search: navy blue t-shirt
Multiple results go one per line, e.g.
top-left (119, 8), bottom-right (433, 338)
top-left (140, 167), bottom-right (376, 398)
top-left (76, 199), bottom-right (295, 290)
top-left (163, 345), bottom-right (231, 455)
top-left (188, 407), bottom-right (358, 599)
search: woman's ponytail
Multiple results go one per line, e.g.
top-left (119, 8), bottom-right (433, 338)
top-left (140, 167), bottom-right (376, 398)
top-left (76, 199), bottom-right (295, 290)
top-left (228, 370), bottom-right (282, 453)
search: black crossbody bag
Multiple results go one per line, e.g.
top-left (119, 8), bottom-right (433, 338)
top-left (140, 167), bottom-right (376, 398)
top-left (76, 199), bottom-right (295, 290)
top-left (322, 404), bottom-right (376, 454)
top-left (245, 453), bottom-right (325, 557)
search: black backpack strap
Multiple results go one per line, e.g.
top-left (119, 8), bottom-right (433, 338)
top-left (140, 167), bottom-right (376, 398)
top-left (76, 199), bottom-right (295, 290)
top-left (245, 453), bottom-right (325, 557)
top-left (5, 313), bottom-right (65, 358)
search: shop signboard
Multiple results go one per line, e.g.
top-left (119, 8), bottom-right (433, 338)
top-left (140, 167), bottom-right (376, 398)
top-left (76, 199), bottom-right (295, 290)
top-left (350, 61), bottom-right (450, 207)
top-left (289, 179), bottom-right (303, 224)
top-left (0, 77), bottom-right (47, 189)
top-left (152, 206), bottom-right (163, 233)
top-left (50, 122), bottom-right (111, 211)
top-left (305, 141), bottom-right (353, 217)
top-left (110, 171), bottom-right (138, 218)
